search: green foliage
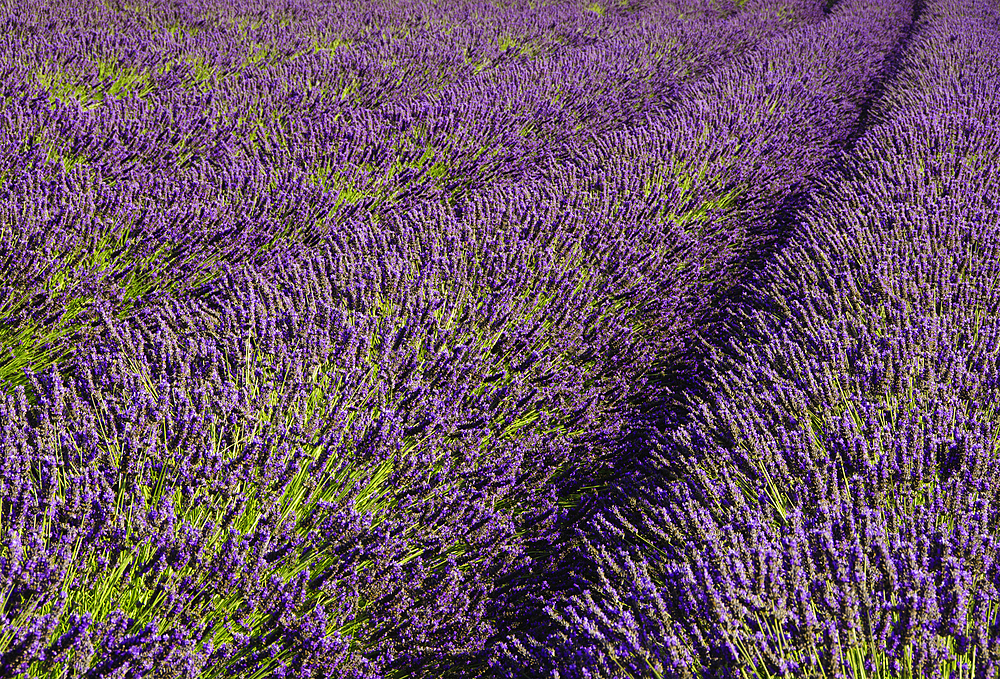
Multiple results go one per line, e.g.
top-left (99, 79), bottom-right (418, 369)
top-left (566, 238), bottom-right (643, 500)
top-left (33, 60), bottom-right (158, 110)
top-left (735, 611), bottom-right (987, 679)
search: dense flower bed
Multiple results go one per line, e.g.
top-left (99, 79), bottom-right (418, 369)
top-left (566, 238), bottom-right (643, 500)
top-left (1, 0), bottom-right (997, 677)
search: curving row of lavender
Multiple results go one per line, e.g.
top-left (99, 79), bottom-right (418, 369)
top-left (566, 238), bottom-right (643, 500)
top-left (1, 0), bottom-right (995, 677)
top-left (1, 0), bottom-right (833, 676)
top-left (493, 0), bottom-right (1000, 676)
top-left (5, 0), bottom-right (900, 671)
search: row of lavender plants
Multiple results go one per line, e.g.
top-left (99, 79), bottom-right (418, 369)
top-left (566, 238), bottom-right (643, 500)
top-left (1, 0), bottom-right (825, 674)
top-left (495, 0), bottom-right (1000, 675)
top-left (0, 0), bottom-right (970, 676)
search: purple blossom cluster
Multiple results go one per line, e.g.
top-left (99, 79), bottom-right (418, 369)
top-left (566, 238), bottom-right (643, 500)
top-left (492, 0), bottom-right (1000, 676)
top-left (2, 0), bottom-right (995, 676)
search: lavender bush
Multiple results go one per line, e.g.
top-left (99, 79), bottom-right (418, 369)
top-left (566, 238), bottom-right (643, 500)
top-left (1, 0), bottom-right (997, 677)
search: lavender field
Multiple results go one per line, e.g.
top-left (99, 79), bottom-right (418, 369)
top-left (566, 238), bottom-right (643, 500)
top-left (1, 0), bottom-right (998, 676)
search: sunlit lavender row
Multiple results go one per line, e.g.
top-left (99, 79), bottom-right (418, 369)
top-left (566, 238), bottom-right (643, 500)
top-left (1, 0), bottom-right (997, 676)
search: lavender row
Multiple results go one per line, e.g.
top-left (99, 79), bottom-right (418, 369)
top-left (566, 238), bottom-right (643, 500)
top-left (0, 170), bottom-right (705, 675)
top-left (0, 201), bottom-right (682, 677)
top-left (0, 1), bottom-right (910, 675)
top-left (500, 0), bottom-right (1000, 675)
